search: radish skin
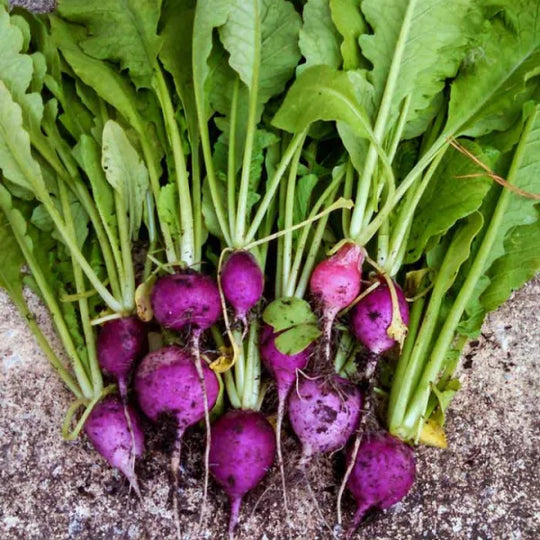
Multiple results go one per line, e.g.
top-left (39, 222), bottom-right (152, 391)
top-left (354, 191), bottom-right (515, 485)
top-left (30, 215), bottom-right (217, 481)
top-left (350, 280), bottom-right (409, 354)
top-left (221, 251), bottom-right (264, 324)
top-left (346, 432), bottom-right (416, 537)
top-left (209, 410), bottom-right (276, 539)
top-left (84, 395), bottom-right (144, 497)
top-left (288, 374), bottom-right (363, 465)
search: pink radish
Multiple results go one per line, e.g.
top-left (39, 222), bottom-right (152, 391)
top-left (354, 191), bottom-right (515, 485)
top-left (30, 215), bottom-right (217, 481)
top-left (309, 243), bottom-right (364, 365)
top-left (209, 410), bottom-right (276, 538)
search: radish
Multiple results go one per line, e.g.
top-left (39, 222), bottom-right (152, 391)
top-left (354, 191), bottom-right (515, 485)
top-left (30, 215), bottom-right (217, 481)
top-left (151, 272), bottom-right (221, 333)
top-left (288, 374), bottom-right (363, 465)
top-left (134, 345), bottom-right (219, 463)
top-left (84, 395), bottom-right (144, 497)
top-left (209, 409), bottom-right (276, 538)
top-left (259, 323), bottom-right (312, 521)
top-left (346, 432), bottom-right (416, 537)
top-left (151, 271), bottom-right (222, 520)
top-left (97, 316), bottom-right (148, 398)
top-left (350, 279), bottom-right (410, 354)
top-left (309, 243), bottom-right (364, 366)
top-left (221, 251), bottom-right (264, 325)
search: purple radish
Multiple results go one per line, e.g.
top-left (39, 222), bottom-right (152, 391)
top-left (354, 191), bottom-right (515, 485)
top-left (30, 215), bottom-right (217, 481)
top-left (346, 432), bottom-right (416, 537)
top-left (134, 345), bottom-right (219, 455)
top-left (97, 316), bottom-right (148, 398)
top-left (288, 374), bottom-right (363, 465)
top-left (221, 251), bottom-right (264, 324)
top-left (150, 271), bottom-right (222, 520)
top-left (209, 410), bottom-right (276, 538)
top-left (350, 280), bottom-right (410, 354)
top-left (309, 243), bottom-right (364, 365)
top-left (260, 324), bottom-right (312, 520)
top-left (84, 395), bottom-right (144, 496)
top-left (151, 271), bottom-right (221, 333)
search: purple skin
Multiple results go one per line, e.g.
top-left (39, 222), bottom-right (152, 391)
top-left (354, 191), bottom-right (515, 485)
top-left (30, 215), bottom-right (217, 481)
top-left (151, 272), bottom-right (221, 333)
top-left (134, 346), bottom-right (219, 433)
top-left (346, 432), bottom-right (416, 537)
top-left (221, 251), bottom-right (264, 322)
top-left (350, 280), bottom-right (410, 355)
top-left (97, 316), bottom-right (148, 397)
top-left (84, 395), bottom-right (144, 494)
top-left (209, 410), bottom-right (276, 538)
top-left (288, 374), bottom-right (363, 465)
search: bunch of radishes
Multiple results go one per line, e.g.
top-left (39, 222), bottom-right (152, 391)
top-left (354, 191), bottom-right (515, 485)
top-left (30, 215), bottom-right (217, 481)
top-left (2, 1), bottom-right (539, 538)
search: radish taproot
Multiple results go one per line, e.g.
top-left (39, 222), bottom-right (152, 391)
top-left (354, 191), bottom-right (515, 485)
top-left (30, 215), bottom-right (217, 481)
top-left (346, 432), bottom-right (416, 537)
top-left (209, 409), bottom-right (276, 539)
top-left (84, 395), bottom-right (144, 497)
top-left (288, 374), bottom-right (363, 465)
top-left (350, 280), bottom-right (409, 354)
top-left (221, 251), bottom-right (264, 324)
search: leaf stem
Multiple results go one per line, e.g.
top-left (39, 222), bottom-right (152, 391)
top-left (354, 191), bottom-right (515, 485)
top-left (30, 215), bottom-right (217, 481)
top-left (400, 115), bottom-right (532, 437)
top-left (154, 68), bottom-right (195, 266)
top-left (227, 79), bottom-right (239, 239)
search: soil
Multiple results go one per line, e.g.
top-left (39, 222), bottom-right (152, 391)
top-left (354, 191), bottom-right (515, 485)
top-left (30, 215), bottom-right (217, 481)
top-left (1, 280), bottom-right (538, 540)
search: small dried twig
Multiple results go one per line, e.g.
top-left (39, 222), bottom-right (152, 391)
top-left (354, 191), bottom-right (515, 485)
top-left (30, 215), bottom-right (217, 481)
top-left (448, 138), bottom-right (540, 200)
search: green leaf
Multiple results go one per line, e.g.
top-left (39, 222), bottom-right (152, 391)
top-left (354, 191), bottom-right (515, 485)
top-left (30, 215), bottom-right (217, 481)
top-left (446, 2), bottom-right (540, 137)
top-left (262, 297), bottom-right (318, 332)
top-left (73, 135), bottom-right (117, 233)
top-left (159, 0), bottom-right (199, 143)
top-left (101, 120), bottom-right (149, 239)
top-left (480, 217), bottom-right (540, 311)
top-left (219, 0), bottom-right (301, 106)
top-left (329, 0), bottom-right (368, 70)
top-left (359, 0), bottom-right (477, 134)
top-left (272, 65), bottom-right (372, 139)
top-left (0, 205), bottom-right (25, 303)
top-left (57, 0), bottom-right (163, 89)
top-left (299, 0), bottom-right (341, 71)
top-left (429, 211), bottom-right (485, 294)
top-left (275, 323), bottom-right (321, 356)
top-left (192, 0), bottom-right (234, 119)
top-left (405, 141), bottom-right (498, 264)
top-left (0, 81), bottom-right (40, 195)
top-left (293, 173), bottom-right (319, 224)
top-left (0, 7), bottom-right (34, 99)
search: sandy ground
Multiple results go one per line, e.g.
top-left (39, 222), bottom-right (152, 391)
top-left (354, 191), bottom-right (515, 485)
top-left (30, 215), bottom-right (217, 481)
top-left (0, 279), bottom-right (538, 540)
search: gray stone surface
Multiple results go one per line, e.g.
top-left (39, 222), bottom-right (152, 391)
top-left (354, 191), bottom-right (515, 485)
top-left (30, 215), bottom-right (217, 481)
top-left (1, 281), bottom-right (538, 540)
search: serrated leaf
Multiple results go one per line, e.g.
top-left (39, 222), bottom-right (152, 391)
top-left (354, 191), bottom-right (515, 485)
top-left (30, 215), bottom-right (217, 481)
top-left (299, 0), bottom-right (341, 71)
top-left (219, 0), bottom-right (301, 105)
top-left (274, 323), bottom-right (321, 356)
top-left (359, 0), bottom-right (477, 135)
top-left (57, 0), bottom-right (163, 89)
top-left (0, 81), bottom-right (40, 195)
top-left (0, 202), bottom-right (25, 303)
top-left (102, 120), bottom-right (149, 239)
top-left (446, 2), bottom-right (540, 137)
top-left (405, 141), bottom-right (498, 264)
top-left (329, 0), bottom-right (368, 70)
top-left (0, 7), bottom-right (34, 100)
top-left (480, 218), bottom-right (540, 312)
top-left (273, 65), bottom-right (372, 139)
top-left (263, 297), bottom-right (318, 331)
